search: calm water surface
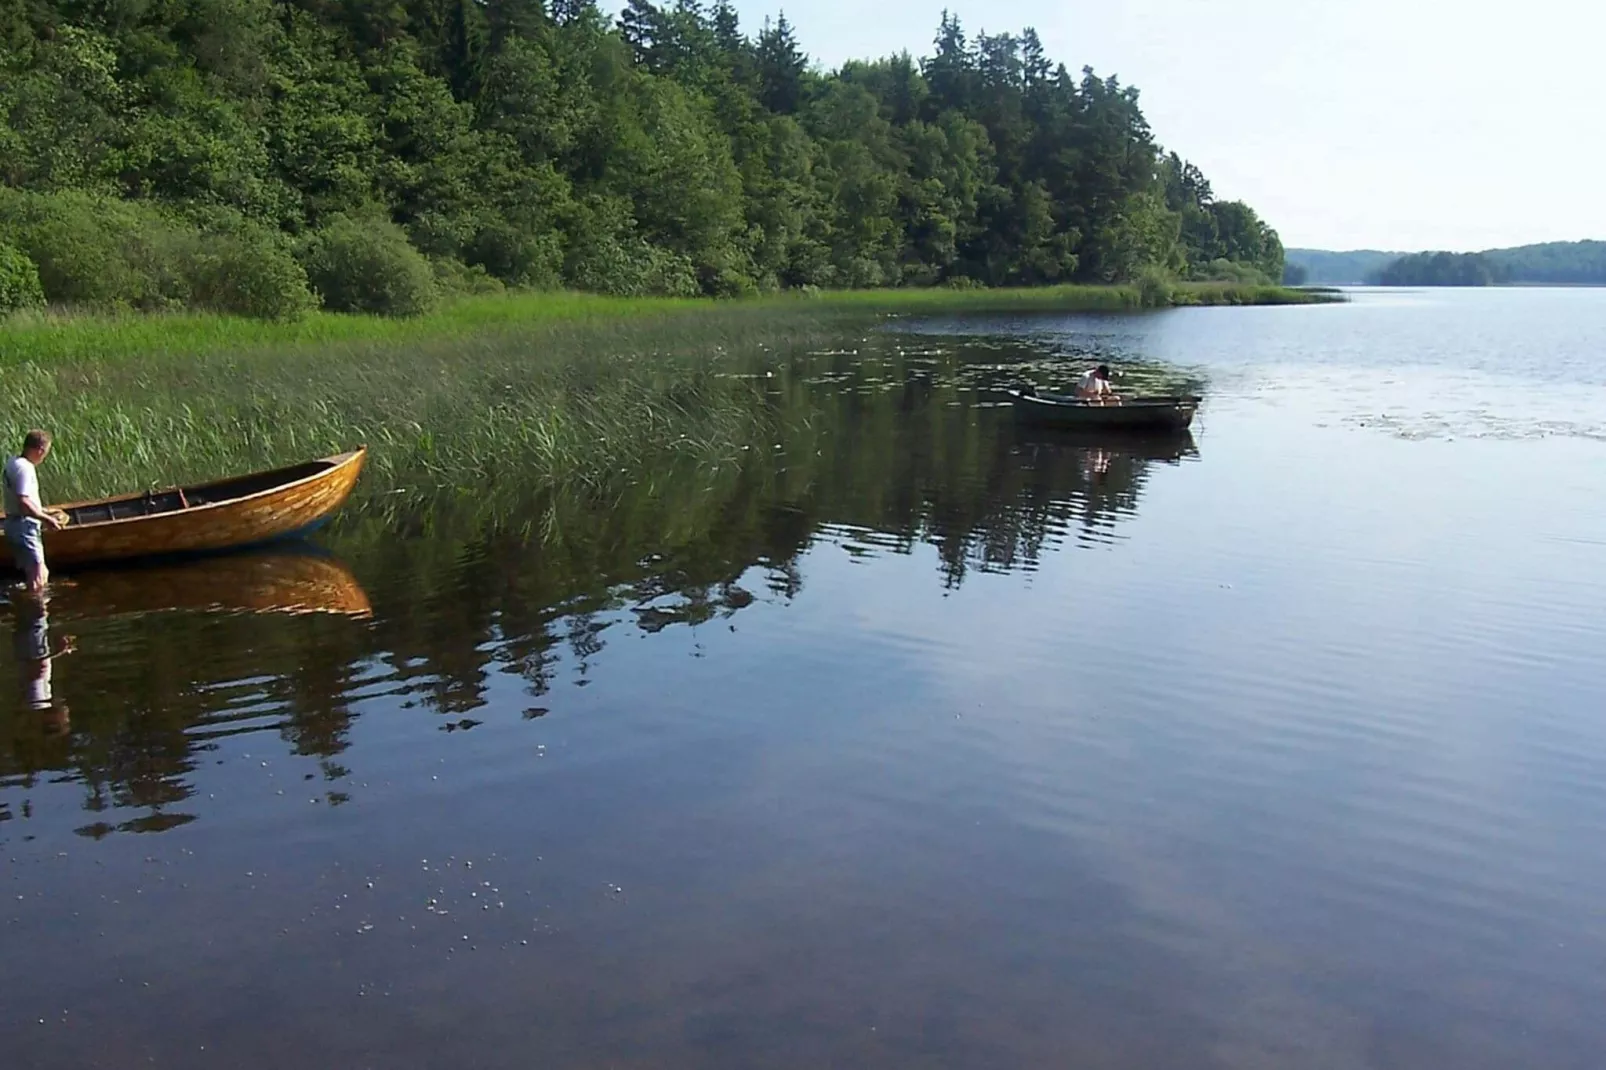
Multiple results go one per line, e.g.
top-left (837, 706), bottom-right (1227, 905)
top-left (5, 288), bottom-right (1606, 1068)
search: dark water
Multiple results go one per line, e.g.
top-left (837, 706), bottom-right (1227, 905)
top-left (5, 288), bottom-right (1606, 1068)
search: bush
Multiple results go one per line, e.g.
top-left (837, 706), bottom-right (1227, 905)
top-left (566, 234), bottom-right (699, 297)
top-left (1137, 265), bottom-right (1175, 308)
top-left (298, 214), bottom-right (440, 317)
top-left (432, 256), bottom-right (506, 297)
top-left (0, 242), bottom-right (46, 315)
top-left (466, 221), bottom-right (562, 288)
top-left (0, 190), bottom-right (314, 318)
top-left (1195, 258), bottom-right (1273, 285)
top-left (0, 188), bottom-right (187, 309)
top-left (187, 229), bottom-right (316, 321)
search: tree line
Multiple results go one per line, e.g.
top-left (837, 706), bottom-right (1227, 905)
top-left (1373, 251), bottom-right (1504, 287)
top-left (1286, 240), bottom-right (1606, 287)
top-left (0, 0), bottom-right (1286, 318)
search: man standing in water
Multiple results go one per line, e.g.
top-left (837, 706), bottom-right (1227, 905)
top-left (4, 429), bottom-right (64, 594)
top-left (1076, 364), bottom-right (1121, 404)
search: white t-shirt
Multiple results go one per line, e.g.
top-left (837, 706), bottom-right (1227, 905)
top-left (3, 455), bottom-right (39, 517)
top-left (1078, 369), bottom-right (1111, 398)
top-left (27, 658), bottom-right (52, 710)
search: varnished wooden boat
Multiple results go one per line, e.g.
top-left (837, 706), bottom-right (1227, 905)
top-left (8, 448), bottom-right (366, 568)
top-left (1008, 389), bottom-right (1199, 431)
top-left (26, 546), bottom-right (372, 619)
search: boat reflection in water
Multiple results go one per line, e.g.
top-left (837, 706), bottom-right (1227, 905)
top-left (1006, 425), bottom-right (1199, 547)
top-left (45, 543), bottom-right (372, 622)
top-left (1019, 426), bottom-right (1198, 482)
top-left (2, 544), bottom-right (371, 837)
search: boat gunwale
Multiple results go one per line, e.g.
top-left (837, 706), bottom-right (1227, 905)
top-left (30, 447), bottom-right (367, 533)
top-left (1008, 390), bottom-right (1199, 412)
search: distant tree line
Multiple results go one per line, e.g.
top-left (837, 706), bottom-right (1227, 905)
top-left (0, 0), bottom-right (1285, 318)
top-left (1285, 240), bottom-right (1606, 288)
top-left (1373, 251), bottom-right (1504, 286)
top-left (1486, 240), bottom-right (1606, 285)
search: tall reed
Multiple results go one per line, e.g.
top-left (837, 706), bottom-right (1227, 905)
top-left (0, 308), bottom-right (829, 503)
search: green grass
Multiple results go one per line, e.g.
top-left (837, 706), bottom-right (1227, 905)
top-left (0, 291), bottom-right (714, 365)
top-left (5, 307), bottom-right (828, 504)
top-left (0, 283), bottom-right (1336, 365)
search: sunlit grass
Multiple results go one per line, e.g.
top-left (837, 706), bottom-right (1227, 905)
top-left (2, 308), bottom-right (827, 503)
top-left (0, 292), bottom-right (715, 365)
top-left (0, 284), bottom-right (1335, 365)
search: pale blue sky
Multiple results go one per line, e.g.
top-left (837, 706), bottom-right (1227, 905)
top-left (611, 0), bottom-right (1605, 252)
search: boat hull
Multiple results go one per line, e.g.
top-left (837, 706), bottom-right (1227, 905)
top-left (16, 448), bottom-right (366, 568)
top-left (1009, 391), bottom-right (1198, 431)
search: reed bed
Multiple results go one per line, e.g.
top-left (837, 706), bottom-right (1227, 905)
top-left (0, 308), bottom-right (827, 504)
top-left (0, 282), bottom-right (1331, 507)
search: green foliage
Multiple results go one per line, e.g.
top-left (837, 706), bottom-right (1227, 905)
top-left (298, 214), bottom-right (440, 316)
top-left (1198, 258), bottom-right (1273, 285)
top-left (0, 3), bottom-right (1288, 307)
top-left (182, 211), bottom-right (316, 320)
top-left (0, 188), bottom-right (187, 309)
top-left (0, 241), bottom-right (44, 315)
top-left (0, 189), bottom-right (315, 317)
top-left (1091, 192), bottom-right (1184, 283)
top-left (432, 257), bottom-right (508, 297)
top-left (1136, 265), bottom-right (1175, 307)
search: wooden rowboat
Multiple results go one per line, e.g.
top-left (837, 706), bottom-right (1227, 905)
top-left (7, 448), bottom-right (366, 568)
top-left (1008, 389), bottom-right (1199, 432)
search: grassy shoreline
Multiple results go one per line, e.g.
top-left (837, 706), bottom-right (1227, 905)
top-left (0, 281), bottom-right (1333, 510)
top-left (0, 282), bottom-right (1335, 365)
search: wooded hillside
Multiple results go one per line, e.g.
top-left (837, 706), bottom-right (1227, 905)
top-left (0, 1), bottom-right (1286, 316)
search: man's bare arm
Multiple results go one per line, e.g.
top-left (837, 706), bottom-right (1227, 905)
top-left (20, 494), bottom-right (62, 528)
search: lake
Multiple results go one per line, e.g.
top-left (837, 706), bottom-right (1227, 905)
top-left (5, 287), bottom-right (1606, 1068)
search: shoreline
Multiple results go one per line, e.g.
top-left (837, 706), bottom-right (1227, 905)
top-left (0, 283), bottom-right (1336, 365)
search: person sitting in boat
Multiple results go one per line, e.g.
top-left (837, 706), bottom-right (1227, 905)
top-left (4, 429), bottom-right (64, 595)
top-left (1076, 365), bottom-right (1120, 404)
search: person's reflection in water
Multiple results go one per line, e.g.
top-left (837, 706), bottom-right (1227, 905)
top-left (11, 598), bottom-right (73, 735)
top-left (1081, 446), bottom-right (1113, 485)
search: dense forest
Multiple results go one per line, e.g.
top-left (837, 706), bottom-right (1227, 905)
top-left (1287, 240), bottom-right (1606, 287)
top-left (0, 0), bottom-right (1286, 318)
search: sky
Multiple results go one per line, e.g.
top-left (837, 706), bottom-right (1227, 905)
top-left (613, 0), bottom-right (1606, 252)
